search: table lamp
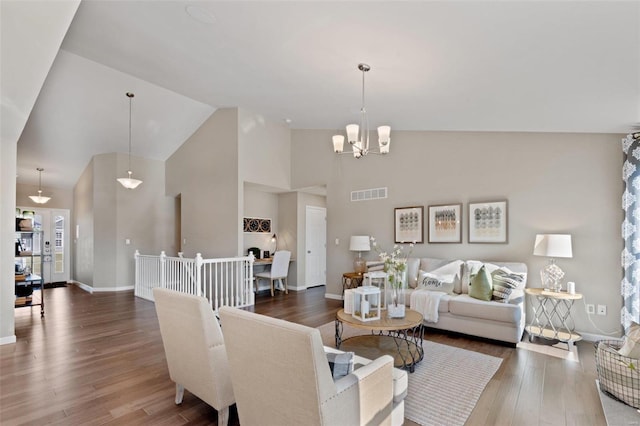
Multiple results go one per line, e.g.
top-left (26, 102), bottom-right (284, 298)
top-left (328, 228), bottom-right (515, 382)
top-left (533, 234), bottom-right (572, 292)
top-left (349, 235), bottom-right (370, 274)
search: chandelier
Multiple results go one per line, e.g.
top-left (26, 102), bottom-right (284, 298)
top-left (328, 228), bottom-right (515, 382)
top-left (117, 92), bottom-right (143, 189)
top-left (332, 63), bottom-right (390, 159)
top-left (29, 168), bottom-right (51, 204)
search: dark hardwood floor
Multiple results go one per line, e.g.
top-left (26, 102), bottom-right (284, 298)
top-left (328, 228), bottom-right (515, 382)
top-left (1, 285), bottom-right (606, 425)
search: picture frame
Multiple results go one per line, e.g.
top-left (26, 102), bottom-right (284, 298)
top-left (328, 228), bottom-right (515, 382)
top-left (242, 217), bottom-right (272, 233)
top-left (428, 203), bottom-right (462, 243)
top-left (468, 200), bottom-right (508, 243)
top-left (394, 206), bottom-right (424, 244)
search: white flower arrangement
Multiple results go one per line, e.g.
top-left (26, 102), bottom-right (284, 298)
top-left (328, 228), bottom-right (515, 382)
top-left (370, 237), bottom-right (414, 289)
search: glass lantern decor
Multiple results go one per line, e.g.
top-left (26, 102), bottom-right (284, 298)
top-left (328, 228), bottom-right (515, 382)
top-left (352, 286), bottom-right (381, 322)
top-left (364, 270), bottom-right (388, 308)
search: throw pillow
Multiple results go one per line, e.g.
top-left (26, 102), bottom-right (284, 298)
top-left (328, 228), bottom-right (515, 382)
top-left (469, 265), bottom-right (493, 301)
top-left (326, 351), bottom-right (355, 380)
top-left (417, 270), bottom-right (456, 294)
top-left (619, 322), bottom-right (640, 359)
top-left (491, 268), bottom-right (526, 303)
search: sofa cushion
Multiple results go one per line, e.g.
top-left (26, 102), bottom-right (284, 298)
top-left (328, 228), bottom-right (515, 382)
top-left (491, 268), bottom-right (526, 303)
top-left (417, 259), bottom-right (464, 293)
top-left (463, 261), bottom-right (527, 294)
top-left (417, 270), bottom-right (456, 294)
top-left (326, 351), bottom-right (354, 380)
top-left (469, 265), bottom-right (493, 301)
top-left (448, 294), bottom-right (523, 323)
top-left (406, 258), bottom-right (421, 288)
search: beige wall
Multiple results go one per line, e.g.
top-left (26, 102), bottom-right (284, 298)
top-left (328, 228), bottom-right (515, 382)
top-left (238, 109), bottom-right (291, 190)
top-left (1, 141), bottom-right (18, 343)
top-left (243, 187), bottom-right (279, 256)
top-left (292, 129), bottom-right (624, 337)
top-left (73, 159), bottom-right (94, 286)
top-left (166, 108), bottom-right (240, 257)
top-left (73, 153), bottom-right (176, 290)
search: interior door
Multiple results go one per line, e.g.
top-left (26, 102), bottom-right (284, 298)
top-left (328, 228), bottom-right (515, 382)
top-left (305, 206), bottom-right (326, 288)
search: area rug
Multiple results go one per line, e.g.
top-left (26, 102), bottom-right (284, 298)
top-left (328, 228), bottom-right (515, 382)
top-left (596, 380), bottom-right (640, 425)
top-left (317, 322), bottom-right (502, 426)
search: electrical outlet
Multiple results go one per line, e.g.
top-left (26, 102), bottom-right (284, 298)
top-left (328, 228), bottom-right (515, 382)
top-left (586, 304), bottom-right (595, 314)
top-left (597, 304), bottom-right (607, 316)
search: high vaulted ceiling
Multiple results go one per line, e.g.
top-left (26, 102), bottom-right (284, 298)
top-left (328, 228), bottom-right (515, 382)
top-left (12, 1), bottom-right (640, 189)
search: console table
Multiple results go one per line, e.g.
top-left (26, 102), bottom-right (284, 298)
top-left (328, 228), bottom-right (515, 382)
top-left (525, 288), bottom-right (582, 346)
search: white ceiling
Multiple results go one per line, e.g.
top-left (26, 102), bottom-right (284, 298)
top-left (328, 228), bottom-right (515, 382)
top-left (14, 1), bottom-right (640, 189)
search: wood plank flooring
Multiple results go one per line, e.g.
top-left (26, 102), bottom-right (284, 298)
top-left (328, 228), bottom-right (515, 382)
top-left (0, 285), bottom-right (606, 425)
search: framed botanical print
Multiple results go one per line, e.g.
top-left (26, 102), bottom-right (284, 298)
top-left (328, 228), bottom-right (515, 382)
top-left (394, 206), bottom-right (424, 243)
top-left (468, 200), bottom-right (508, 243)
top-left (428, 203), bottom-right (462, 243)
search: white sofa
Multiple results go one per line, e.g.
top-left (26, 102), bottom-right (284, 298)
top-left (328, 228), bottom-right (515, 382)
top-left (390, 258), bottom-right (528, 345)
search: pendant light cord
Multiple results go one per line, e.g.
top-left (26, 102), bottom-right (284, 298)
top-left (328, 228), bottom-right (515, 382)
top-left (128, 93), bottom-right (132, 172)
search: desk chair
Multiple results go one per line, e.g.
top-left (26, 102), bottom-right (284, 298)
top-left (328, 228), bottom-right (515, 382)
top-left (255, 250), bottom-right (291, 296)
top-left (153, 288), bottom-right (235, 426)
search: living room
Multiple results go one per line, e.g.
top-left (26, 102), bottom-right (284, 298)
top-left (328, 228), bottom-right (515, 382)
top-left (2, 1), bottom-right (639, 424)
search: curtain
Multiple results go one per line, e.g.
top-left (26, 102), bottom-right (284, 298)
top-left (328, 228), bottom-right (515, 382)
top-left (622, 133), bottom-right (640, 331)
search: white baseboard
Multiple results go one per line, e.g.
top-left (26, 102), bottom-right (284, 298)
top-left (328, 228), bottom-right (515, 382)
top-left (0, 335), bottom-right (17, 346)
top-left (325, 293), bottom-right (343, 301)
top-left (92, 286), bottom-right (134, 292)
top-left (578, 331), bottom-right (623, 342)
top-left (72, 281), bottom-right (93, 293)
top-left (71, 282), bottom-right (134, 293)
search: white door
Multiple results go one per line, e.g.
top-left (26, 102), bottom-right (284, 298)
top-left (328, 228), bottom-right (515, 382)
top-left (305, 206), bottom-right (326, 288)
top-left (18, 207), bottom-right (70, 283)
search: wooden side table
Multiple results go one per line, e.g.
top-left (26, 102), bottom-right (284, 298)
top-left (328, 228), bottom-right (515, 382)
top-left (342, 272), bottom-right (364, 295)
top-left (525, 288), bottom-right (583, 346)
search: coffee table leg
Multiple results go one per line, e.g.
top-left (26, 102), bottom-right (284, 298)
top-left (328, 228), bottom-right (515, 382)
top-left (335, 319), bottom-right (343, 348)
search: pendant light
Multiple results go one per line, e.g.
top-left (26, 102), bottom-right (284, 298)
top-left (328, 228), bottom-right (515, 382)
top-left (29, 168), bottom-right (51, 204)
top-left (117, 92), bottom-right (143, 189)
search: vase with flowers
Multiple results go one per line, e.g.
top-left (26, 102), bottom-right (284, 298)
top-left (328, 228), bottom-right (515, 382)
top-left (370, 237), bottom-right (414, 318)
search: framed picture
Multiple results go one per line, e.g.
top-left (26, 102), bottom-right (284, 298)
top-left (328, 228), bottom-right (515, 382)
top-left (394, 206), bottom-right (424, 243)
top-left (428, 203), bottom-right (462, 243)
top-left (243, 217), bottom-right (272, 233)
top-left (468, 200), bottom-right (508, 243)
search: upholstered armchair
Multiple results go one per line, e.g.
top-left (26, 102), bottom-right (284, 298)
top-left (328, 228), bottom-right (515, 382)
top-left (219, 306), bottom-right (398, 425)
top-left (153, 288), bottom-right (235, 426)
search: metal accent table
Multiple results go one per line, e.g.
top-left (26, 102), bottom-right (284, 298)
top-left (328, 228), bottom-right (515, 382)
top-left (525, 288), bottom-right (583, 346)
top-left (342, 272), bottom-right (364, 295)
top-left (335, 308), bottom-right (424, 372)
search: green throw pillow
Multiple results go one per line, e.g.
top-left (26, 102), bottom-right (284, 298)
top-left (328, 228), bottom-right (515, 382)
top-left (469, 265), bottom-right (493, 301)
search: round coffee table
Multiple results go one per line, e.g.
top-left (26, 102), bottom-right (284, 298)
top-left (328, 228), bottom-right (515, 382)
top-left (335, 308), bottom-right (424, 372)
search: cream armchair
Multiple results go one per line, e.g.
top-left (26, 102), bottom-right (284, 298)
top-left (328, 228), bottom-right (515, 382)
top-left (219, 306), bottom-right (397, 426)
top-left (153, 288), bottom-right (235, 426)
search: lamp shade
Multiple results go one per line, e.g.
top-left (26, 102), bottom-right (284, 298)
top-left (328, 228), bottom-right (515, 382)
top-left (533, 234), bottom-right (573, 258)
top-left (349, 236), bottom-right (371, 252)
top-left (332, 135), bottom-right (344, 153)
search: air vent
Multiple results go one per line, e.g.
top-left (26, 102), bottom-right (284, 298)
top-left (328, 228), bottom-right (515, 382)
top-left (351, 187), bottom-right (388, 202)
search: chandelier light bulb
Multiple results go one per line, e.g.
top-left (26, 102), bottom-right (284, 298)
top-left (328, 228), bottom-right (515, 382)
top-left (332, 135), bottom-right (345, 153)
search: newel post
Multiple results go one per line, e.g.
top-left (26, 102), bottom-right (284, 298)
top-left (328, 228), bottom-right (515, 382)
top-left (160, 251), bottom-right (166, 288)
top-left (195, 253), bottom-right (203, 297)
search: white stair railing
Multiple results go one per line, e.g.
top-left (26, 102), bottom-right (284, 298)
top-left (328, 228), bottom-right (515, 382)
top-left (134, 251), bottom-right (255, 311)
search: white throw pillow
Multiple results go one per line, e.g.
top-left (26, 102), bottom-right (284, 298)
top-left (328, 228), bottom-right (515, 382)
top-left (619, 322), bottom-right (640, 359)
top-left (417, 270), bottom-right (456, 294)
